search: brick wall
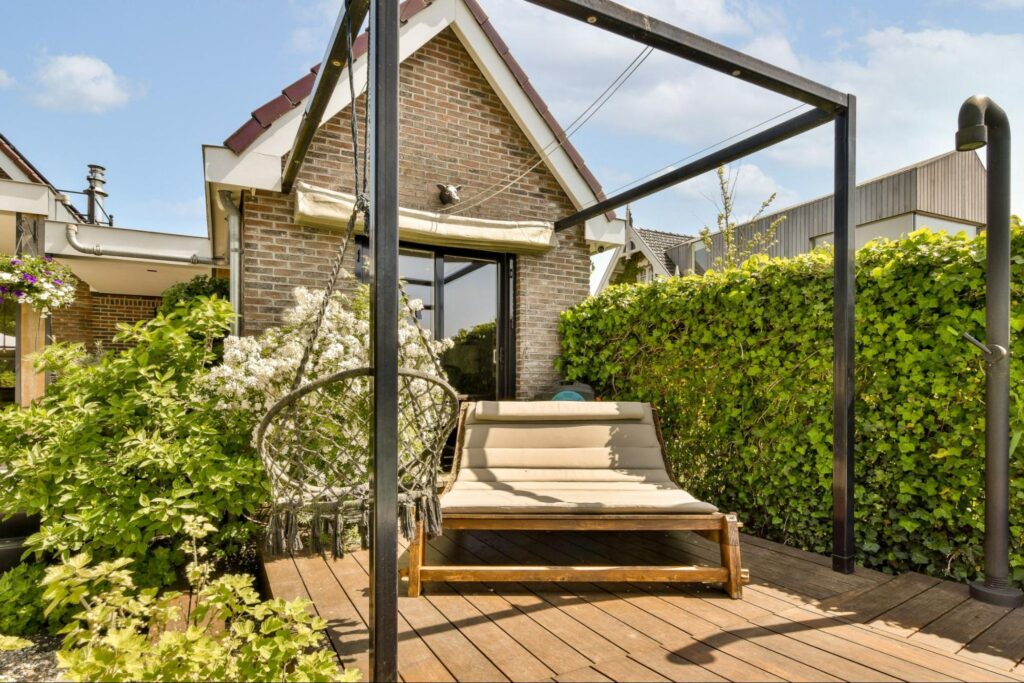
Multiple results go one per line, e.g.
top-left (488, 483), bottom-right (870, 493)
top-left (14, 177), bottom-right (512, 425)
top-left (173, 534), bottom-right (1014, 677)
top-left (241, 28), bottom-right (590, 397)
top-left (51, 280), bottom-right (160, 352)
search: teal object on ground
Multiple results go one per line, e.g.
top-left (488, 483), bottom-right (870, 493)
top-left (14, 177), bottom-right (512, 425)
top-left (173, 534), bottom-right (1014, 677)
top-left (552, 390), bottom-right (585, 401)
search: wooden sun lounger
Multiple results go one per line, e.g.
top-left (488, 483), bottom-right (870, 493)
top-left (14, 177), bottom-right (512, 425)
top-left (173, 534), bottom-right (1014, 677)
top-left (404, 401), bottom-right (748, 598)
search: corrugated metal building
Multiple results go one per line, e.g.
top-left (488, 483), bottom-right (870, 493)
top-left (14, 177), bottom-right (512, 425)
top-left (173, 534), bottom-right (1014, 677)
top-left (644, 150), bottom-right (985, 279)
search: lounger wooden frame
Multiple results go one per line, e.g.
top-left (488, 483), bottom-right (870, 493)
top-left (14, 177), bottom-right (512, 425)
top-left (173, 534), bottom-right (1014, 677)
top-left (403, 403), bottom-right (749, 599)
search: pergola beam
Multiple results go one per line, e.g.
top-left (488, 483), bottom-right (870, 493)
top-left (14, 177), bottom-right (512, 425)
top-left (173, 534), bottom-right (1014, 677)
top-left (555, 107), bottom-right (835, 230)
top-left (282, 0), bottom-right (370, 194)
top-left (523, 0), bottom-right (848, 112)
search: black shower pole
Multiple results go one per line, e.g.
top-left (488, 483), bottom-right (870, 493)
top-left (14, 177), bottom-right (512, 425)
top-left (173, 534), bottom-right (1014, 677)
top-left (956, 95), bottom-right (1024, 608)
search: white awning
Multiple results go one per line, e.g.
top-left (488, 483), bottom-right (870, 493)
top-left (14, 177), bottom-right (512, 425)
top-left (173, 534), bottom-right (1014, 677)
top-left (294, 182), bottom-right (556, 254)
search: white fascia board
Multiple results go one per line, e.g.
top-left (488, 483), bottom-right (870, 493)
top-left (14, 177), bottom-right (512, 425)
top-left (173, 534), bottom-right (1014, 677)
top-left (0, 154), bottom-right (32, 183)
top-left (204, 145), bottom-right (283, 192)
top-left (594, 244), bottom-right (622, 293)
top-left (45, 220), bottom-right (214, 262)
top-left (0, 179), bottom-right (50, 215)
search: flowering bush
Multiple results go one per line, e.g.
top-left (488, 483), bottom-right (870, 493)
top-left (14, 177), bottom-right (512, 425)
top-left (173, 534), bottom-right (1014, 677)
top-left (206, 285), bottom-right (451, 420)
top-left (0, 254), bottom-right (77, 315)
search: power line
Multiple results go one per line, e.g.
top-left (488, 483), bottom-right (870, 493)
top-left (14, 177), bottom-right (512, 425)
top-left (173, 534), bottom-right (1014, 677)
top-left (582, 103), bottom-right (810, 209)
top-left (440, 45), bottom-right (654, 216)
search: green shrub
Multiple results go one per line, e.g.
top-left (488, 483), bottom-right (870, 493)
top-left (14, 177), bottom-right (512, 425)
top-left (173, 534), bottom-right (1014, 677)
top-left (159, 275), bottom-right (229, 315)
top-left (559, 228), bottom-right (1024, 583)
top-left (0, 563), bottom-right (47, 635)
top-left (43, 518), bottom-right (359, 682)
top-left (0, 297), bottom-right (266, 586)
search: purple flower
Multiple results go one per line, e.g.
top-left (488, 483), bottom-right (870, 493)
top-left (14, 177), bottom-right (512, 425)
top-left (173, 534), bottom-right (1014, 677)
top-left (14, 291), bottom-right (23, 298)
top-left (22, 273), bottom-right (37, 284)
top-left (9, 259), bottom-right (21, 266)
top-left (0, 286), bottom-right (6, 294)
top-left (43, 255), bottom-right (53, 262)
top-left (54, 279), bottom-right (63, 285)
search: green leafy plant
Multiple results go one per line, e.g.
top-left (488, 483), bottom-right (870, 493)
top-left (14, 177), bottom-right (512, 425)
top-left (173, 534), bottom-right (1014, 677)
top-left (559, 227), bottom-right (1023, 584)
top-left (159, 275), bottom-right (229, 315)
top-left (0, 634), bottom-right (33, 652)
top-left (0, 297), bottom-right (266, 585)
top-left (43, 518), bottom-right (359, 682)
top-left (0, 563), bottom-right (46, 636)
top-left (0, 370), bottom-right (14, 388)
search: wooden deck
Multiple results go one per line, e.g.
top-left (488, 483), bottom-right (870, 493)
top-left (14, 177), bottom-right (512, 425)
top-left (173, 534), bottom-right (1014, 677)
top-left (263, 529), bottom-right (1024, 682)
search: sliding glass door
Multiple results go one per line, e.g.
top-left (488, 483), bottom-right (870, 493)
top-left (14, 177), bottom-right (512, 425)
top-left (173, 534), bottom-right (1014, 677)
top-left (361, 241), bottom-right (514, 400)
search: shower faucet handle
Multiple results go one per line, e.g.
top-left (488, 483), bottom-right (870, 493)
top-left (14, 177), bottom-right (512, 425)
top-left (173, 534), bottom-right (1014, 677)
top-left (962, 331), bottom-right (1008, 365)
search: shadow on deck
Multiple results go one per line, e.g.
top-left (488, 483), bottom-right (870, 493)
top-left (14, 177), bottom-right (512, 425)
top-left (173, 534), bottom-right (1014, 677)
top-left (263, 529), bottom-right (1024, 682)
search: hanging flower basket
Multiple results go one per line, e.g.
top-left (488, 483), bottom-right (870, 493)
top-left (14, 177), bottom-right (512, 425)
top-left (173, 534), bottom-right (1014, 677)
top-left (0, 254), bottom-right (78, 316)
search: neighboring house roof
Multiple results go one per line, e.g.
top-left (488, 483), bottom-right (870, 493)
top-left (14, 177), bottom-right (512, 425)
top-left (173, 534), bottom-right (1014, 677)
top-left (0, 132), bottom-right (52, 186)
top-left (221, 0), bottom-right (606, 204)
top-left (0, 132), bottom-right (86, 221)
top-left (634, 227), bottom-right (689, 274)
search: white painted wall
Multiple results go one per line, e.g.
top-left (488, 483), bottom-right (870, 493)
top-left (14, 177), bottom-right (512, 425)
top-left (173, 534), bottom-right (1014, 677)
top-left (810, 212), bottom-right (977, 250)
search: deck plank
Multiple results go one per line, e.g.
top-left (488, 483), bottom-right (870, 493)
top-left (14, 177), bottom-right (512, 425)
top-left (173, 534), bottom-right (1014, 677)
top-left (956, 608), bottom-right (1024, 671)
top-left (869, 580), bottom-right (970, 638)
top-left (909, 597), bottom-right (1012, 653)
top-left (553, 666), bottom-right (612, 682)
top-left (427, 536), bottom-right (595, 675)
top-left (349, 549), bottom-right (508, 682)
top-left (263, 528), bottom-right (1024, 683)
top-left (816, 572), bottom-right (940, 623)
top-left (325, 551), bottom-right (454, 682)
top-left (290, 555), bottom-right (370, 675)
top-left (591, 652), bottom-right (670, 682)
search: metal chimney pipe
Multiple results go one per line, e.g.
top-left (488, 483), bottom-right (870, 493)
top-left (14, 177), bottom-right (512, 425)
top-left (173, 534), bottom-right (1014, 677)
top-left (85, 164), bottom-right (109, 225)
top-left (955, 95), bottom-right (1024, 608)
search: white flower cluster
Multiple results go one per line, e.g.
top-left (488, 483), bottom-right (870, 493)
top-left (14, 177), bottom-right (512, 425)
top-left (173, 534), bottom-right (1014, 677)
top-left (204, 285), bottom-right (453, 422)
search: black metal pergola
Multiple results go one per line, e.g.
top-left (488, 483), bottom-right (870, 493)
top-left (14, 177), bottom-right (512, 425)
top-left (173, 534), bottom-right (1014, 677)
top-left (286, 1), bottom-right (857, 679)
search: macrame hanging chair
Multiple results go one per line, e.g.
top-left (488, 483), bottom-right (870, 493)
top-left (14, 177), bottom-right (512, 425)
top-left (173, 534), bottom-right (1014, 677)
top-left (255, 13), bottom-right (460, 556)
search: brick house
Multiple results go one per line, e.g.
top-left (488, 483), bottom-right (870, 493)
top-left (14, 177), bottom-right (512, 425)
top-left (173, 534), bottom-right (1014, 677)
top-left (0, 133), bottom-right (214, 405)
top-left (204, 0), bottom-right (624, 400)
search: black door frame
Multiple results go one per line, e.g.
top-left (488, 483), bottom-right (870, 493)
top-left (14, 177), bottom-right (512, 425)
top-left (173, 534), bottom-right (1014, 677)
top-left (357, 237), bottom-right (516, 400)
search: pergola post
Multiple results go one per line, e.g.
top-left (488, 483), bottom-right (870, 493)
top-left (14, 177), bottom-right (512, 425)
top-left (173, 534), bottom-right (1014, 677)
top-left (368, 0), bottom-right (401, 678)
top-left (14, 212), bottom-right (46, 407)
top-left (832, 96), bottom-right (857, 574)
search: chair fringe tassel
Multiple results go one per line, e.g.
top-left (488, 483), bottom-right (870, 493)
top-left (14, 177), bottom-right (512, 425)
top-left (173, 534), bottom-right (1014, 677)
top-left (266, 492), bottom-right (442, 558)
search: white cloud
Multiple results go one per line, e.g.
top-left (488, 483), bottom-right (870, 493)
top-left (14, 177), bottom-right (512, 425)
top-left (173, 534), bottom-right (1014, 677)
top-left (0, 69), bottom-right (13, 88)
top-left (286, 0), bottom-right (344, 53)
top-left (31, 54), bottom-right (136, 114)
top-left (804, 27), bottom-right (1024, 210)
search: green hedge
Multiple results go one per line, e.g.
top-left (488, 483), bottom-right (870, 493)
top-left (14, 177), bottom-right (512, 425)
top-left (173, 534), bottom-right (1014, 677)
top-left (559, 229), bottom-right (1024, 583)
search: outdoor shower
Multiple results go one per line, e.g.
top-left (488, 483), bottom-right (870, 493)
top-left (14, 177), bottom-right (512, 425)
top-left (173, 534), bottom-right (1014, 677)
top-left (955, 95), bottom-right (1024, 608)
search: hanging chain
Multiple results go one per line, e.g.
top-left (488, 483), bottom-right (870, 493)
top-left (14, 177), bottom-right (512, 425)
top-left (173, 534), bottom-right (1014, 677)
top-left (290, 2), bottom-right (447, 390)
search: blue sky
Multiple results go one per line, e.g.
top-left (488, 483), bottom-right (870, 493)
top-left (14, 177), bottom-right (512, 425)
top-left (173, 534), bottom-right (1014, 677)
top-left (1, 0), bottom-right (1022, 237)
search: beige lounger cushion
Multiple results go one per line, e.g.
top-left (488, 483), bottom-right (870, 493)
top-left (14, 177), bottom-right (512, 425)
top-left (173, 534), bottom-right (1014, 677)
top-left (441, 401), bottom-right (718, 515)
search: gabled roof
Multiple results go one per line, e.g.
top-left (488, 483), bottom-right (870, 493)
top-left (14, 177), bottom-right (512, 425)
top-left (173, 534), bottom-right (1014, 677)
top-left (0, 132), bottom-right (54, 187)
top-left (635, 226), bottom-right (689, 274)
top-left (222, 0), bottom-right (606, 203)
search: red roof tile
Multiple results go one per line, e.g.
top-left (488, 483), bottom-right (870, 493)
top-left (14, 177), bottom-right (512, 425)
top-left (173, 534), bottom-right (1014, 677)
top-left (222, 0), bottom-right (608, 212)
